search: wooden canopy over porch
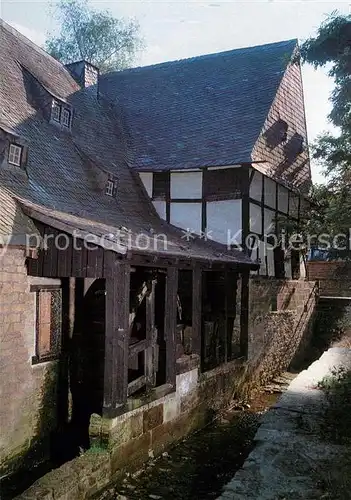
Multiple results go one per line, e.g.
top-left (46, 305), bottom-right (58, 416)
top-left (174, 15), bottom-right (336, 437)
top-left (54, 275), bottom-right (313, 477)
top-left (26, 218), bottom-right (254, 417)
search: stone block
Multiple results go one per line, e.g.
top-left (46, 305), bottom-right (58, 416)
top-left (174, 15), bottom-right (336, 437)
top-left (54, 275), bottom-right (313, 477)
top-left (180, 388), bottom-right (199, 414)
top-left (176, 368), bottom-right (198, 397)
top-left (143, 404), bottom-right (163, 432)
top-left (110, 432), bottom-right (151, 474)
top-left (109, 412), bottom-right (143, 449)
top-left (71, 451), bottom-right (111, 497)
top-left (163, 396), bottom-right (180, 423)
top-left (23, 462), bottom-right (80, 500)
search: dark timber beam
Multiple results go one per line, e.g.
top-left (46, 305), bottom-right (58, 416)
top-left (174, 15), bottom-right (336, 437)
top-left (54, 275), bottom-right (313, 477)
top-left (241, 164), bottom-right (250, 254)
top-left (240, 270), bottom-right (249, 359)
top-left (164, 266), bottom-right (178, 386)
top-left (145, 279), bottom-right (157, 388)
top-left (104, 255), bottom-right (130, 410)
top-left (192, 265), bottom-right (202, 359)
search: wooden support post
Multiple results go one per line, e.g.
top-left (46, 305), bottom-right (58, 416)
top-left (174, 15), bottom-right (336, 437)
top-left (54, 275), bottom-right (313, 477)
top-left (241, 165), bottom-right (250, 255)
top-left (68, 278), bottom-right (76, 339)
top-left (192, 265), bottom-right (202, 359)
top-left (164, 266), bottom-right (178, 386)
top-left (104, 256), bottom-right (130, 410)
top-left (225, 271), bottom-right (238, 362)
top-left (224, 270), bottom-right (229, 364)
top-left (145, 279), bottom-right (157, 388)
top-left (240, 270), bottom-right (249, 359)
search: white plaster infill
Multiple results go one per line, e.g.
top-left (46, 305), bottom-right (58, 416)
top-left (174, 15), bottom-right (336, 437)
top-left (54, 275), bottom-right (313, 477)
top-left (218, 347), bottom-right (351, 500)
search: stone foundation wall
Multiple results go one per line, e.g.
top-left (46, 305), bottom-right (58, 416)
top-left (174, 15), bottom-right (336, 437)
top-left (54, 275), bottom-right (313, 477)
top-left (15, 358), bottom-right (247, 499)
top-left (247, 278), bottom-right (317, 386)
top-left (0, 248), bottom-right (59, 479)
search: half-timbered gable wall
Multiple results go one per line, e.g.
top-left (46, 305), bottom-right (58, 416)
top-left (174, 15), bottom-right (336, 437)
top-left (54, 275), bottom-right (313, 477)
top-left (140, 166), bottom-right (244, 246)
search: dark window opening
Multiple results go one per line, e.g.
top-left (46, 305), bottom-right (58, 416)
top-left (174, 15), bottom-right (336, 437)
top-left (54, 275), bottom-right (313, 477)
top-left (152, 172), bottom-right (169, 200)
top-left (177, 270), bottom-right (193, 356)
top-left (284, 133), bottom-right (305, 161)
top-left (201, 270), bottom-right (239, 371)
top-left (264, 119), bottom-right (288, 149)
top-left (274, 246), bottom-right (286, 279)
top-left (291, 250), bottom-right (301, 280)
top-left (204, 168), bottom-right (243, 201)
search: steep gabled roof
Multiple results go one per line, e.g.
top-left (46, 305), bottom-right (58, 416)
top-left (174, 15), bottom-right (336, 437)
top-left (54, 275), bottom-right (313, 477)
top-left (0, 20), bottom-right (254, 267)
top-left (100, 39), bottom-right (297, 171)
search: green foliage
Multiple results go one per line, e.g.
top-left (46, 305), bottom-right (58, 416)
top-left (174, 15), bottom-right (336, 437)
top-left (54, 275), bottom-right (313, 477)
top-left (317, 367), bottom-right (351, 444)
top-left (301, 13), bottom-right (351, 248)
top-left (45, 0), bottom-right (143, 72)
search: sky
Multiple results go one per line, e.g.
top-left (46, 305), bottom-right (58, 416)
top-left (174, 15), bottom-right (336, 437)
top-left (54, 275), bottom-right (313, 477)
top-left (1, 0), bottom-right (350, 183)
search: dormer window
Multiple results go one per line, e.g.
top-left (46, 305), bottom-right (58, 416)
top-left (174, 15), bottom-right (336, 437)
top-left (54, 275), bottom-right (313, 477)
top-left (105, 177), bottom-right (117, 197)
top-left (8, 144), bottom-right (23, 166)
top-left (62, 108), bottom-right (71, 128)
top-left (52, 101), bottom-right (61, 122)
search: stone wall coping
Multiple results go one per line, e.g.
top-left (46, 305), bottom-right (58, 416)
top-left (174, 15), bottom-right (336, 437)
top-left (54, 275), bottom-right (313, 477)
top-left (200, 358), bottom-right (245, 382)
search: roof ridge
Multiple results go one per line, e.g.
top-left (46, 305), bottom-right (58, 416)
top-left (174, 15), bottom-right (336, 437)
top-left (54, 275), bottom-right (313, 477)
top-left (105, 38), bottom-right (298, 77)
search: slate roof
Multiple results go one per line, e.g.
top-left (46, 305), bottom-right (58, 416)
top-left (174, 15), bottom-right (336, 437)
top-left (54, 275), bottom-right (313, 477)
top-left (100, 39), bottom-right (297, 171)
top-left (0, 186), bottom-right (40, 246)
top-left (0, 20), bottom-right (254, 267)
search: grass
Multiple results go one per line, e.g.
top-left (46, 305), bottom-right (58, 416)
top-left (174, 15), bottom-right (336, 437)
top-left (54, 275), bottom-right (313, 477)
top-left (318, 367), bottom-right (351, 444)
top-left (316, 367), bottom-right (351, 499)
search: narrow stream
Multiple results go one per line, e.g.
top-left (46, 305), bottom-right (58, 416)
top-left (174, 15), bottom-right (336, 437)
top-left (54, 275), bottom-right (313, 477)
top-left (98, 391), bottom-right (280, 500)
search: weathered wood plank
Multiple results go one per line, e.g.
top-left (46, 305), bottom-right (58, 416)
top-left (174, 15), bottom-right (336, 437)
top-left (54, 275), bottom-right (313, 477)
top-left (192, 265), bottom-right (202, 358)
top-left (145, 279), bottom-right (157, 387)
top-left (103, 256), bottom-right (131, 409)
top-left (127, 375), bottom-right (146, 397)
top-left (129, 338), bottom-right (148, 357)
top-left (241, 165), bottom-right (250, 254)
top-left (71, 243), bottom-right (84, 278)
top-left (164, 267), bottom-right (178, 386)
top-left (43, 227), bottom-right (58, 276)
top-left (224, 270), bottom-right (238, 362)
top-left (240, 270), bottom-right (249, 358)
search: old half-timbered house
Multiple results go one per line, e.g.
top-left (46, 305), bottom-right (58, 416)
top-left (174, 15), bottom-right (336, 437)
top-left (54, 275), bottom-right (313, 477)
top-left (0, 20), bottom-right (317, 493)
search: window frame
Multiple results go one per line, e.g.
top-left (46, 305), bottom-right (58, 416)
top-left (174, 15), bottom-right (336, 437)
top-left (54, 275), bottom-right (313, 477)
top-left (8, 143), bottom-right (23, 167)
top-left (152, 172), bottom-right (169, 200)
top-left (31, 285), bottom-right (62, 365)
top-left (105, 177), bottom-right (118, 197)
top-left (52, 101), bottom-right (62, 123)
top-left (105, 179), bottom-right (115, 197)
top-left (62, 108), bottom-right (71, 128)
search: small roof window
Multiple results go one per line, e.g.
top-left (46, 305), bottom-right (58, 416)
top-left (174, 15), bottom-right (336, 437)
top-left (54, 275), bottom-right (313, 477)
top-left (8, 143), bottom-right (23, 166)
top-left (52, 101), bottom-right (61, 122)
top-left (62, 108), bottom-right (71, 128)
top-left (105, 177), bottom-right (117, 197)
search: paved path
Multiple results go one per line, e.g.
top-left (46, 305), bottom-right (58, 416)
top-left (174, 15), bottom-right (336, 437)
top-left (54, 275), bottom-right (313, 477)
top-left (218, 348), bottom-right (351, 500)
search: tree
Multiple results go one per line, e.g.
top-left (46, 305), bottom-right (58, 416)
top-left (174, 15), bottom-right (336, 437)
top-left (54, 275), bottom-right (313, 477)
top-left (300, 12), bottom-right (351, 255)
top-left (45, 0), bottom-right (143, 72)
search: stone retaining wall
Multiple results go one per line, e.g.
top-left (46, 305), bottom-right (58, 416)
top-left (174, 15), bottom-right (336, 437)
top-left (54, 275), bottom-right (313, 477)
top-left (15, 358), bottom-right (248, 500)
top-left (247, 278), bottom-right (317, 386)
